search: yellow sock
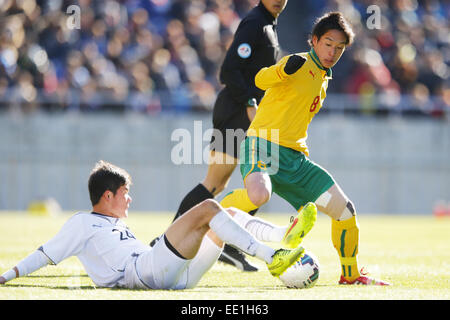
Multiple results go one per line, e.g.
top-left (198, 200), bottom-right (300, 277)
top-left (220, 188), bottom-right (258, 213)
top-left (331, 216), bottom-right (360, 282)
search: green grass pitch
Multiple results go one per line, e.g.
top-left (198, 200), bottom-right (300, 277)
top-left (0, 212), bottom-right (449, 300)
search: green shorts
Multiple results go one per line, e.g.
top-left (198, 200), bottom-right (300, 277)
top-left (240, 136), bottom-right (335, 211)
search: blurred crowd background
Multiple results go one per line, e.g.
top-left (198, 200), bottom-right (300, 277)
top-left (0, 0), bottom-right (448, 116)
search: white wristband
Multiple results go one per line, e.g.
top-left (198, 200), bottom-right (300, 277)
top-left (1, 269), bottom-right (17, 282)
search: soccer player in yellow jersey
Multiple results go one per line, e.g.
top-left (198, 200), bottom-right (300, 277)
top-left (220, 12), bottom-right (390, 285)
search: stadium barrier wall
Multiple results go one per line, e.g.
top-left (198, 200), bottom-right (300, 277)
top-left (0, 112), bottom-right (448, 214)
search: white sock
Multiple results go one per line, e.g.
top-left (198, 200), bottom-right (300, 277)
top-left (209, 210), bottom-right (275, 264)
top-left (232, 209), bottom-right (287, 242)
top-left (183, 235), bottom-right (223, 289)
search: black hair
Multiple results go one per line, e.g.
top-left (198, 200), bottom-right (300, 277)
top-left (88, 160), bottom-right (132, 206)
top-left (308, 12), bottom-right (355, 47)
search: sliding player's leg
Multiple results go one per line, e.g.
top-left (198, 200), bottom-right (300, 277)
top-left (161, 200), bottom-right (304, 288)
top-left (166, 199), bottom-right (276, 263)
top-left (226, 207), bottom-right (288, 243)
top-left (149, 152), bottom-right (236, 245)
top-left (202, 152), bottom-right (260, 271)
top-left (179, 230), bottom-right (224, 289)
top-left (180, 194), bottom-right (306, 287)
top-left (168, 150), bottom-right (259, 271)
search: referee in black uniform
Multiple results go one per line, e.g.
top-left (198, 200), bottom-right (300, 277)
top-left (156, 0), bottom-right (288, 271)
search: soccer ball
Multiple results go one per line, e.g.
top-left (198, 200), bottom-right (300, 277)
top-left (279, 250), bottom-right (320, 289)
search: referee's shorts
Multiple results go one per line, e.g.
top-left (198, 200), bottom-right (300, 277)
top-left (210, 88), bottom-right (251, 159)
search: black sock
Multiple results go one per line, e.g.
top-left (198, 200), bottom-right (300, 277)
top-left (173, 183), bottom-right (214, 222)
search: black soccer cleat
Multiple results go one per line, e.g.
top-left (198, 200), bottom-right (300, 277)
top-left (218, 244), bottom-right (259, 272)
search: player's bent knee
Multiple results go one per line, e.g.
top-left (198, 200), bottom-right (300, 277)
top-left (247, 187), bottom-right (270, 207)
top-left (199, 199), bottom-right (221, 213)
top-left (195, 199), bottom-right (222, 224)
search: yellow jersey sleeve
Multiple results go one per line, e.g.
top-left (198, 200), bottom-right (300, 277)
top-left (248, 51), bottom-right (331, 156)
top-left (254, 55), bottom-right (291, 90)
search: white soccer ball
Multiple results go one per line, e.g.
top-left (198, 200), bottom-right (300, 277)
top-left (279, 250), bottom-right (320, 289)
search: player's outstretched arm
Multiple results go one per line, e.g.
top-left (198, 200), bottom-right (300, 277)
top-left (0, 267), bottom-right (19, 284)
top-left (0, 250), bottom-right (51, 284)
top-left (1, 214), bottom-right (90, 285)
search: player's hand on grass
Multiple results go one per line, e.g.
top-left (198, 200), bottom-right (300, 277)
top-left (284, 54), bottom-right (306, 75)
top-left (0, 276), bottom-right (6, 285)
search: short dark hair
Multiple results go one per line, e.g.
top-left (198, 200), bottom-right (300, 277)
top-left (308, 12), bottom-right (355, 47)
top-left (88, 160), bottom-right (132, 206)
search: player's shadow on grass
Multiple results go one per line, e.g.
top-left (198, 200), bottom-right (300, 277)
top-left (6, 274), bottom-right (96, 290)
top-left (194, 283), bottom-right (331, 291)
top-left (193, 285), bottom-right (287, 291)
top-left (5, 283), bottom-right (96, 290)
top-left (25, 274), bottom-right (89, 278)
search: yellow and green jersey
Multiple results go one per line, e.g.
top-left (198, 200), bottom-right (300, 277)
top-left (248, 49), bottom-right (332, 156)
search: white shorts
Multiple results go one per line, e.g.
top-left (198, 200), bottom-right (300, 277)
top-left (124, 235), bottom-right (189, 290)
top-left (123, 234), bottom-right (223, 290)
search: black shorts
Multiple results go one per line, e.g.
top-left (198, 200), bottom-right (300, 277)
top-left (210, 88), bottom-right (251, 159)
